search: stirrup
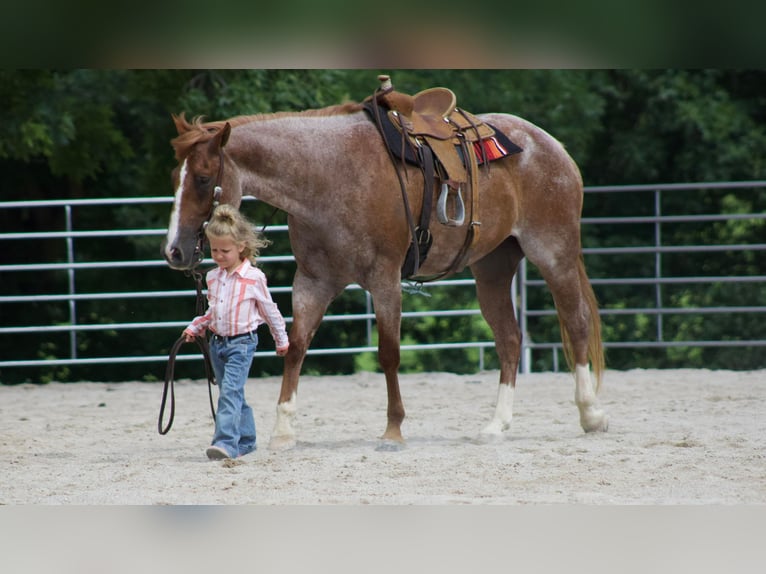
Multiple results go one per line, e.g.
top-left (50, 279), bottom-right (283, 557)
top-left (436, 183), bottom-right (465, 226)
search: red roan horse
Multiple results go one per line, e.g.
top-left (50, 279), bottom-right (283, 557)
top-left (162, 86), bottom-right (608, 451)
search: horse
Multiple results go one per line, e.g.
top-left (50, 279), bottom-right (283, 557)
top-left (161, 88), bottom-right (608, 451)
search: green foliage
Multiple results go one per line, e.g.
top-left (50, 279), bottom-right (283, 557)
top-left (585, 70), bottom-right (766, 184)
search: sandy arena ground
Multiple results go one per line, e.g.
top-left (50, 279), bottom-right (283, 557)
top-left (0, 368), bottom-right (764, 505)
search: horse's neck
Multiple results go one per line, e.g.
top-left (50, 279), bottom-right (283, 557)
top-left (229, 113), bottom-right (365, 217)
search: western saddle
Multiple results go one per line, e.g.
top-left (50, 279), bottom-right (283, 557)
top-left (364, 74), bottom-right (514, 280)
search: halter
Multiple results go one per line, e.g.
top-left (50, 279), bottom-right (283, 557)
top-left (191, 147), bottom-right (226, 268)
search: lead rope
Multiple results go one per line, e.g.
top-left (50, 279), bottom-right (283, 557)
top-left (158, 270), bottom-right (217, 435)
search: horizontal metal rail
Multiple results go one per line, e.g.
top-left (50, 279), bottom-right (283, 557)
top-left (527, 306), bottom-right (766, 317)
top-left (0, 341), bottom-right (498, 368)
top-left (525, 276), bottom-right (766, 286)
top-left (584, 181), bottom-right (766, 192)
top-left (0, 225), bottom-right (290, 241)
top-left (4, 338), bottom-right (765, 369)
top-left (0, 308), bottom-right (485, 335)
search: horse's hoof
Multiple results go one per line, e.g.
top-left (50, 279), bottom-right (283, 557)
top-left (268, 434), bottom-right (297, 451)
top-left (581, 409), bottom-right (609, 433)
top-left (476, 431), bottom-right (504, 445)
top-left (375, 439), bottom-right (406, 452)
top-left (480, 418), bottom-right (511, 436)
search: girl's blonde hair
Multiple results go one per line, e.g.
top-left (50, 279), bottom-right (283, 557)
top-left (205, 204), bottom-right (270, 264)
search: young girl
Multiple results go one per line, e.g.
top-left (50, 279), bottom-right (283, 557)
top-left (183, 204), bottom-right (289, 460)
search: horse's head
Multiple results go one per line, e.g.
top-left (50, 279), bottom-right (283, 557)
top-left (162, 113), bottom-right (242, 270)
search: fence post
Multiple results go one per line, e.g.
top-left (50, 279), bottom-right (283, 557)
top-left (365, 290), bottom-right (373, 347)
top-left (518, 258), bottom-right (531, 374)
top-left (654, 188), bottom-right (664, 343)
top-left (65, 204), bottom-right (78, 359)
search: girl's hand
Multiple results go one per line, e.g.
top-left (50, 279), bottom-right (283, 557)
top-left (183, 330), bottom-right (196, 343)
top-left (276, 344), bottom-right (289, 356)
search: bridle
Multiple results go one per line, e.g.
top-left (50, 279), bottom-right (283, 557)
top-left (190, 147), bottom-right (226, 269)
top-left (189, 144), bottom-right (280, 268)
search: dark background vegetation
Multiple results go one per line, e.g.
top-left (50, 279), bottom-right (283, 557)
top-left (1, 70), bottom-right (765, 383)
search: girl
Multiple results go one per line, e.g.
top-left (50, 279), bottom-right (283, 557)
top-left (183, 204), bottom-right (289, 460)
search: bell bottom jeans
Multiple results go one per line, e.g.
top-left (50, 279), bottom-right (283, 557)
top-left (208, 332), bottom-right (258, 458)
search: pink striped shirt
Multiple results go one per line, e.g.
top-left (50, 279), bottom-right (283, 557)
top-left (184, 259), bottom-right (289, 348)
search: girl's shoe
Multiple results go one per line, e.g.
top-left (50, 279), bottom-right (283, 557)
top-left (206, 445), bottom-right (231, 460)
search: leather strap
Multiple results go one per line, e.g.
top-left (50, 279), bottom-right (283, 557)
top-left (371, 90), bottom-right (422, 276)
top-left (158, 271), bottom-right (217, 435)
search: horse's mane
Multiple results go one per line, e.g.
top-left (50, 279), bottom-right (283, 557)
top-left (171, 101), bottom-right (364, 160)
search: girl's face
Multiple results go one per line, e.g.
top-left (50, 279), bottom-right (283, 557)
top-left (208, 235), bottom-right (245, 273)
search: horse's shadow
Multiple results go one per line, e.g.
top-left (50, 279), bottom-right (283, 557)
top-left (293, 433), bottom-right (509, 452)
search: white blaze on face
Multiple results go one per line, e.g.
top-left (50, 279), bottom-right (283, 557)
top-left (164, 159), bottom-right (188, 259)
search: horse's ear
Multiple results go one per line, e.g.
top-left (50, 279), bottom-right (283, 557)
top-left (208, 122), bottom-right (231, 151)
top-left (220, 122), bottom-right (231, 148)
top-left (172, 113), bottom-right (189, 135)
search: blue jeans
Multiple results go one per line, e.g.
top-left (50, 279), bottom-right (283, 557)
top-left (208, 332), bottom-right (258, 458)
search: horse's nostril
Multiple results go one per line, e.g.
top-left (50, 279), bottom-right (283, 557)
top-left (163, 244), bottom-right (184, 264)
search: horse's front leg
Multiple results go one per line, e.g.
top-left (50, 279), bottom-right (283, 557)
top-left (268, 272), bottom-right (341, 451)
top-left (369, 282), bottom-right (406, 451)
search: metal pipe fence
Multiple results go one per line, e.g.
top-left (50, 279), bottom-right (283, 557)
top-left (518, 181), bottom-right (766, 371)
top-left (1, 182), bottom-right (765, 378)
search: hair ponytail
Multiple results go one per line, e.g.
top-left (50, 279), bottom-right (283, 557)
top-left (205, 204), bottom-right (270, 264)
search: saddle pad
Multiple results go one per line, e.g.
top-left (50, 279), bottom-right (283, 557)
top-left (363, 101), bottom-right (522, 166)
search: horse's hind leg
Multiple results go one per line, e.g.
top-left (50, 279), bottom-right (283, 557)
top-left (535, 253), bottom-right (608, 433)
top-left (471, 238), bottom-right (524, 438)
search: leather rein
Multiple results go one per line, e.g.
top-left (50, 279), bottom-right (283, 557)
top-left (157, 271), bottom-right (217, 435)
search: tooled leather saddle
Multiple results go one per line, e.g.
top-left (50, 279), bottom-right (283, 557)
top-left (363, 75), bottom-right (522, 280)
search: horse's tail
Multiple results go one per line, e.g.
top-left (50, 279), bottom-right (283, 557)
top-left (558, 254), bottom-right (605, 393)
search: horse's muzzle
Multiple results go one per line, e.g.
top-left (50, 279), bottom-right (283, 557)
top-left (161, 238), bottom-right (195, 270)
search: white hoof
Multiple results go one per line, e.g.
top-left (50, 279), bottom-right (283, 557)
top-left (475, 431), bottom-right (504, 445)
top-left (480, 384), bottom-right (514, 438)
top-left (268, 434), bottom-right (297, 451)
top-left (580, 408), bottom-right (609, 433)
top-left (480, 418), bottom-right (510, 436)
